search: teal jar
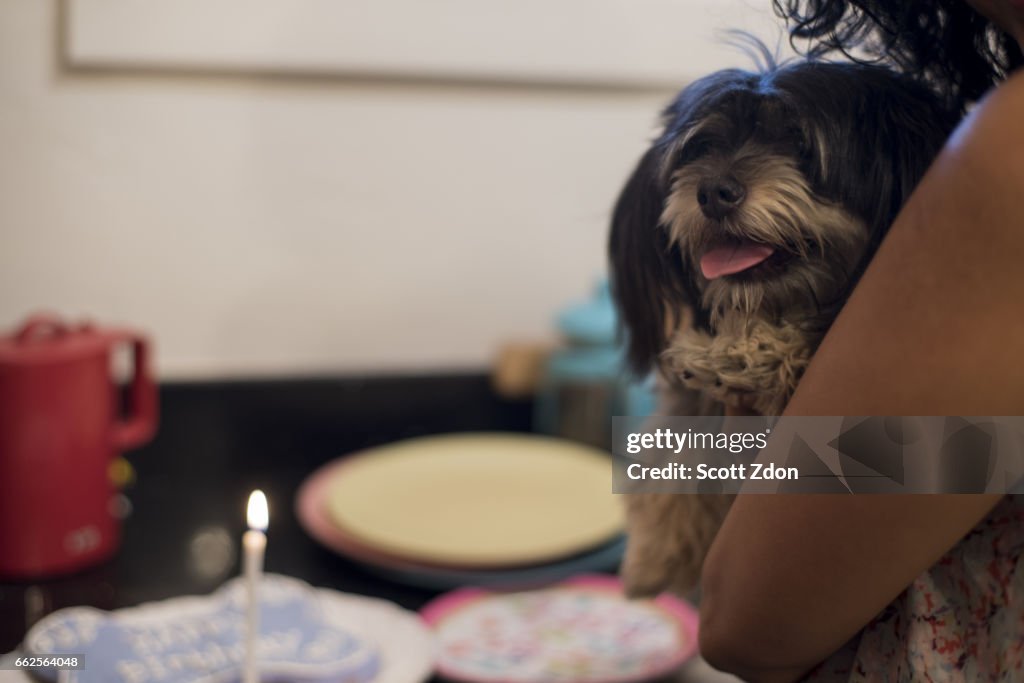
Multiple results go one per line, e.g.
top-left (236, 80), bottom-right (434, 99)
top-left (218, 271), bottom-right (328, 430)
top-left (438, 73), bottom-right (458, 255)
top-left (534, 280), bottom-right (656, 450)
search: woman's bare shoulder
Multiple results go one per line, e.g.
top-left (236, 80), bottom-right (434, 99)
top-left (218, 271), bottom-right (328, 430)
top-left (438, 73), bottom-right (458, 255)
top-left (913, 69), bottom-right (1024, 245)
top-left (950, 70), bottom-right (1024, 163)
top-left (989, 68), bottom-right (1024, 107)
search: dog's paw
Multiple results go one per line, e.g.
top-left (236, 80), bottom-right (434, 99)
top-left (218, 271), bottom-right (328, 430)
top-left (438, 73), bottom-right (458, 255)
top-left (663, 321), bottom-right (812, 414)
top-left (662, 332), bottom-right (754, 408)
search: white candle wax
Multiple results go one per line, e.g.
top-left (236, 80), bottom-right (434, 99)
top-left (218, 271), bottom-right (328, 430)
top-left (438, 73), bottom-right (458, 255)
top-left (243, 490), bottom-right (269, 683)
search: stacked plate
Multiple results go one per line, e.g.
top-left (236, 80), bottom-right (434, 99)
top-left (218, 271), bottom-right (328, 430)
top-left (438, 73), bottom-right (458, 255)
top-left (295, 433), bottom-right (627, 590)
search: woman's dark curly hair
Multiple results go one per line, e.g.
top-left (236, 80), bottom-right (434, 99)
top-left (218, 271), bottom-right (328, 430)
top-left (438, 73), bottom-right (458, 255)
top-left (772, 1), bottom-right (1023, 112)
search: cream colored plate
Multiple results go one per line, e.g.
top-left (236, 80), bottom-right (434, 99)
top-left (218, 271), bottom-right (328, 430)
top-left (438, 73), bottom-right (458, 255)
top-left (324, 433), bottom-right (623, 568)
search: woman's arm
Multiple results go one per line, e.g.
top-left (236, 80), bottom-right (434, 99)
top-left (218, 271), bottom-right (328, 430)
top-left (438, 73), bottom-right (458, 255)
top-left (698, 68), bottom-right (1024, 682)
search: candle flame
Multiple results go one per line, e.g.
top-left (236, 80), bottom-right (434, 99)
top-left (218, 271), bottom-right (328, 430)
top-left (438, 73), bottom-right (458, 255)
top-left (247, 490), bottom-right (268, 531)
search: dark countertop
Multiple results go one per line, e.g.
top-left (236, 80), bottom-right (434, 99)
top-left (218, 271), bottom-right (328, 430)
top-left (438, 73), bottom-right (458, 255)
top-left (0, 373), bottom-right (740, 683)
top-left (0, 373), bottom-right (534, 651)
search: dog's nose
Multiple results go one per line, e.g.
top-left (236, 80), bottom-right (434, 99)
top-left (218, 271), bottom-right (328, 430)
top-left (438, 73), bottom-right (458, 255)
top-left (697, 176), bottom-right (746, 220)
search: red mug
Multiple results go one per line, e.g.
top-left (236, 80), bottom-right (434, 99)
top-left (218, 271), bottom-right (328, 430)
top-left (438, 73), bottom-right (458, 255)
top-left (0, 314), bottom-right (157, 578)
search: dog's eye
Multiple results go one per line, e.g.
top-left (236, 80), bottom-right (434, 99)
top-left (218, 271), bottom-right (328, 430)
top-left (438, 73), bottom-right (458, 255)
top-left (789, 128), bottom-right (813, 160)
top-left (678, 138), bottom-right (712, 163)
top-left (798, 136), bottom-right (813, 157)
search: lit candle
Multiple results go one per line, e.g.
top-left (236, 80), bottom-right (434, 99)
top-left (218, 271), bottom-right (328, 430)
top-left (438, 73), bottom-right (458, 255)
top-left (243, 490), bottom-right (268, 683)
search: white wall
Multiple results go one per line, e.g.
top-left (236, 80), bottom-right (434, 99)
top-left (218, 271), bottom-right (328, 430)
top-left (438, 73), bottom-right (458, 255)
top-left (0, 0), bottom-right (789, 379)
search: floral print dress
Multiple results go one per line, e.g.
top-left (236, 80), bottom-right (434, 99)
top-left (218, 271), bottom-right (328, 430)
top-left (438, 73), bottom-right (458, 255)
top-left (805, 495), bottom-right (1024, 681)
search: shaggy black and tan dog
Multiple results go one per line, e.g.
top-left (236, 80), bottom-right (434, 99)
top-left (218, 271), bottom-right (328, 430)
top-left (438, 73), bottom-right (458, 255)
top-left (609, 59), bottom-right (958, 596)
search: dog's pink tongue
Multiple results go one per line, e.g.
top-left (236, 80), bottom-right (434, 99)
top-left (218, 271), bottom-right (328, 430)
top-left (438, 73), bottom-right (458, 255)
top-left (700, 243), bottom-right (775, 279)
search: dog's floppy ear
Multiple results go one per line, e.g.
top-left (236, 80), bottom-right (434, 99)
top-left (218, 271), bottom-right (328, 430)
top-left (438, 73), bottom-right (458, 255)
top-left (609, 146), bottom-right (694, 375)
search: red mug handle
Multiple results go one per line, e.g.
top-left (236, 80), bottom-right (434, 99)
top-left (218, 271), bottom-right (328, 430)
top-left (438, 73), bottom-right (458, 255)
top-left (109, 332), bottom-right (158, 451)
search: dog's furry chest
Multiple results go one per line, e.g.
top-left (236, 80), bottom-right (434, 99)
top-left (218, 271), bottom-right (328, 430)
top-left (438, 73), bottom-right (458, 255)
top-left (662, 317), bottom-right (822, 415)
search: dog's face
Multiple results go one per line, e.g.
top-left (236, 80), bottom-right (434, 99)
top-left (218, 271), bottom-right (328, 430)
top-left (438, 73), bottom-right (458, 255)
top-left (660, 89), bottom-right (869, 326)
top-left (610, 62), bottom-right (958, 373)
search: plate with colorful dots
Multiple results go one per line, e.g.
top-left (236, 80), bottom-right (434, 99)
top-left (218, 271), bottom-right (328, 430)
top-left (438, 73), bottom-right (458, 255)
top-left (419, 575), bottom-right (698, 683)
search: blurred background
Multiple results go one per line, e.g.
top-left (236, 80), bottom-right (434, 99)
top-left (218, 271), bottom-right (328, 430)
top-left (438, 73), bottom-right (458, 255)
top-left (0, 2), bottom-right (793, 679)
top-left (0, 0), bottom-right (792, 378)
